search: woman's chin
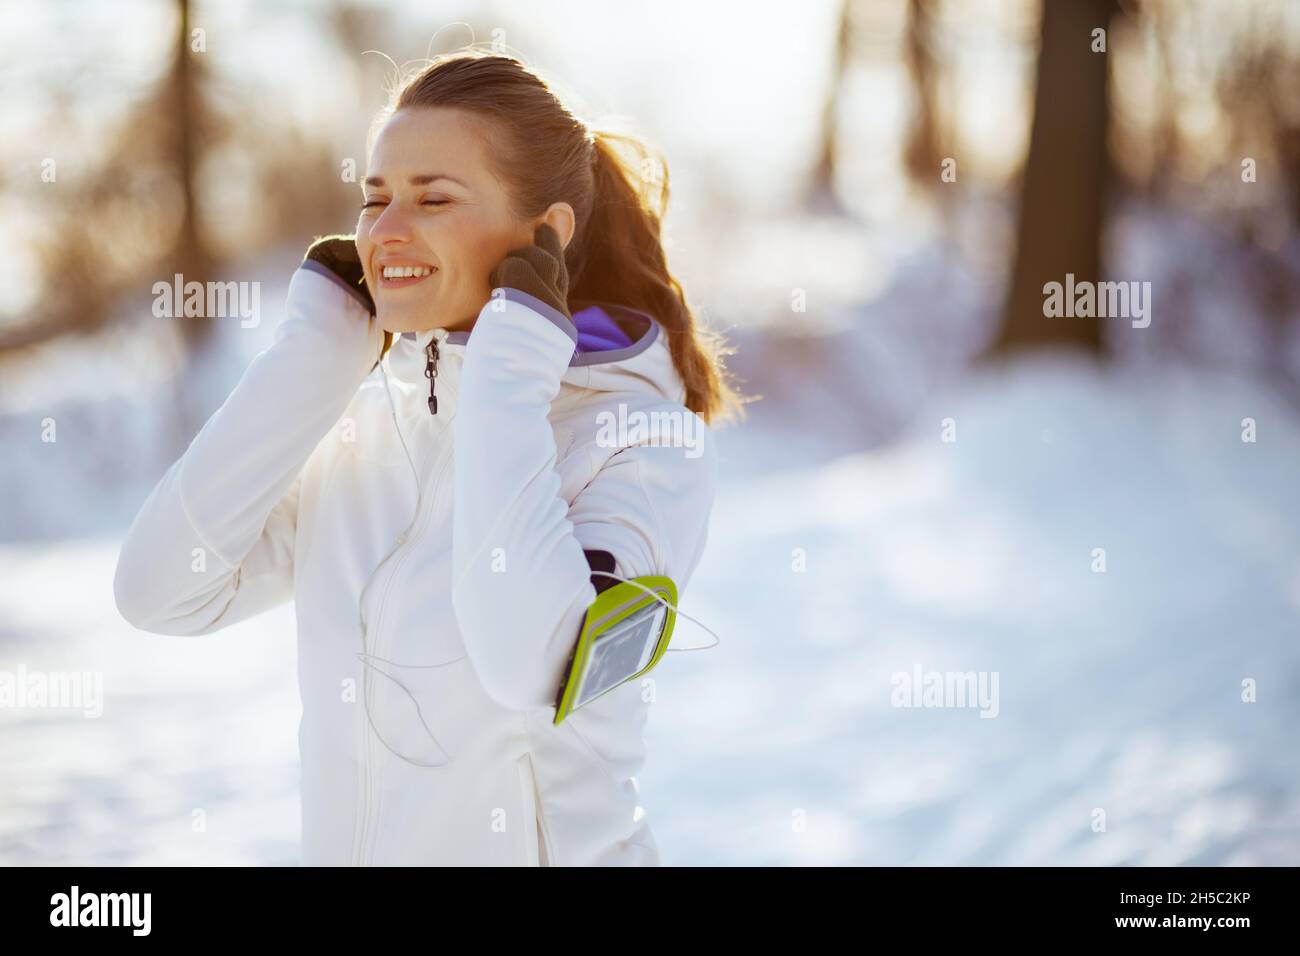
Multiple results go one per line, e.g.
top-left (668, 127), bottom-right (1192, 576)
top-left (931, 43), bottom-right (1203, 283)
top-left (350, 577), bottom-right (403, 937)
top-left (378, 311), bottom-right (432, 335)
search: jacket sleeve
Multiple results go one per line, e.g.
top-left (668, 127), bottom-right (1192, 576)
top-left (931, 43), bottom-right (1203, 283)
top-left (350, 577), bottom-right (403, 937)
top-left (450, 290), bottom-right (718, 711)
top-left (113, 266), bottom-right (384, 636)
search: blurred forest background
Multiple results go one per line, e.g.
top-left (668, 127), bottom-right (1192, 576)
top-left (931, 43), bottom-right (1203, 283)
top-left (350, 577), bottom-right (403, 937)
top-left (2, 0), bottom-right (1298, 520)
top-left (2, 0), bottom-right (1298, 866)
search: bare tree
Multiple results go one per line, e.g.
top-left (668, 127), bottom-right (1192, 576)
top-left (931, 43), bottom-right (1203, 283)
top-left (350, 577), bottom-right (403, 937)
top-left (902, 0), bottom-right (943, 189)
top-left (988, 0), bottom-right (1117, 355)
top-left (807, 0), bottom-right (855, 214)
top-left (168, 0), bottom-right (214, 351)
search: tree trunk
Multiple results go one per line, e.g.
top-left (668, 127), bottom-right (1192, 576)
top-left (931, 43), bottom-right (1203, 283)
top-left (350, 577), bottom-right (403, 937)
top-left (807, 0), bottom-right (853, 213)
top-left (172, 0), bottom-right (213, 353)
top-left (989, 0), bottom-right (1116, 355)
top-left (903, 0), bottom-right (942, 188)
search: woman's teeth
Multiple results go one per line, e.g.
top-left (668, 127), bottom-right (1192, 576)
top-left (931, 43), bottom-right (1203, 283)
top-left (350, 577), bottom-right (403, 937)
top-left (382, 265), bottom-right (434, 278)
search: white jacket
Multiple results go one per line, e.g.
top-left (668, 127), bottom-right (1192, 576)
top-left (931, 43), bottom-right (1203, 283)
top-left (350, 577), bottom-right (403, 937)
top-left (113, 261), bottom-right (719, 866)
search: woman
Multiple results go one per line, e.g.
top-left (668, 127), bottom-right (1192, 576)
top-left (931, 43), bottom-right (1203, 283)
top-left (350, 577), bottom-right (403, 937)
top-left (113, 50), bottom-right (744, 866)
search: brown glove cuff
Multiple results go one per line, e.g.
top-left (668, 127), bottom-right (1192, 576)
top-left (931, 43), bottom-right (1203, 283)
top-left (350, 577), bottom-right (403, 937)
top-left (488, 224), bottom-right (571, 321)
top-left (304, 235), bottom-right (376, 316)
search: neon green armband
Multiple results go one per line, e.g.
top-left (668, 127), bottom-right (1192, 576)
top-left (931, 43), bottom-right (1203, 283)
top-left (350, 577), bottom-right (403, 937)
top-left (553, 575), bottom-right (677, 725)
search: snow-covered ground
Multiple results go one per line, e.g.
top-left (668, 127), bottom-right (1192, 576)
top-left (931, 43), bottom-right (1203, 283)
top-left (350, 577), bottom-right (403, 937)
top-left (3, 352), bottom-right (1297, 865)
top-left (0, 539), bottom-right (302, 865)
top-left (648, 354), bottom-right (1300, 865)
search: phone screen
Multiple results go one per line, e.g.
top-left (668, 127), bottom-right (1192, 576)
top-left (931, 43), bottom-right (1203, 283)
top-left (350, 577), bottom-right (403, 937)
top-left (575, 604), bottom-right (668, 706)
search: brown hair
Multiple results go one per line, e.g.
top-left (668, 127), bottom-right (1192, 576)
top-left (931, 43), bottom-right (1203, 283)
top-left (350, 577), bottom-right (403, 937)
top-left (375, 49), bottom-right (747, 425)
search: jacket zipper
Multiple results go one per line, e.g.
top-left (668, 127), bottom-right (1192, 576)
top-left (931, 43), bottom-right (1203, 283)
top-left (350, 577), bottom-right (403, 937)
top-left (356, 449), bottom-right (452, 864)
top-left (425, 339), bottom-right (439, 415)
top-left (354, 336), bottom-right (454, 864)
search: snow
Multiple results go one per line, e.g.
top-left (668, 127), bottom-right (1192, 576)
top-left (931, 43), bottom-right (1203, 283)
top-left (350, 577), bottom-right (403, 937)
top-left (3, 349), bottom-right (1297, 865)
top-left (0, 540), bottom-right (301, 865)
top-left (643, 353), bottom-right (1300, 865)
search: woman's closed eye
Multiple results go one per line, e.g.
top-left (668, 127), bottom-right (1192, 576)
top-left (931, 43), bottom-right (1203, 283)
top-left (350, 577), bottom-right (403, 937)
top-left (360, 197), bottom-right (452, 210)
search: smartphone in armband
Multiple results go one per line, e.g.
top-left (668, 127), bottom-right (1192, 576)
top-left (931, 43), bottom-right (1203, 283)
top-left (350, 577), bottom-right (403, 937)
top-left (553, 575), bottom-right (677, 725)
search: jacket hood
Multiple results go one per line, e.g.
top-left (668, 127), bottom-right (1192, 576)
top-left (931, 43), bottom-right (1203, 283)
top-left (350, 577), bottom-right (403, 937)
top-left (387, 301), bottom-right (686, 406)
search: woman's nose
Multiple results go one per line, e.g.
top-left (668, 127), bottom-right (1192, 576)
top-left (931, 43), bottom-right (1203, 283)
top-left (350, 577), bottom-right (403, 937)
top-left (371, 203), bottom-right (414, 244)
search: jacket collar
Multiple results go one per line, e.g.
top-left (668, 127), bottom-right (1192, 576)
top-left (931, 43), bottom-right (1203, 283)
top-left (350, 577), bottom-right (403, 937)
top-left (382, 325), bottom-right (468, 419)
top-left (380, 302), bottom-right (685, 419)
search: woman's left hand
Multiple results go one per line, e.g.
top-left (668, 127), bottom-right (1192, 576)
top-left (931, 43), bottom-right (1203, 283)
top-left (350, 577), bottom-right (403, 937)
top-left (488, 223), bottom-right (571, 322)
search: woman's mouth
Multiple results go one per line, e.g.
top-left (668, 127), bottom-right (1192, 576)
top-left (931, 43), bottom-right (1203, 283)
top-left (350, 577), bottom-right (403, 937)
top-left (378, 264), bottom-right (437, 288)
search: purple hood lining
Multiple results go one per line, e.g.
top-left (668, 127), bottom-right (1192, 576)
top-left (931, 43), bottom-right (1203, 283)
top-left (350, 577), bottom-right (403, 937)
top-left (572, 304), bottom-right (637, 353)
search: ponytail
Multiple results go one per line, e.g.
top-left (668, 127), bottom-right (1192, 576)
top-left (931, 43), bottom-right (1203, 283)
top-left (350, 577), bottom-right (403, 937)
top-left (571, 130), bottom-right (746, 425)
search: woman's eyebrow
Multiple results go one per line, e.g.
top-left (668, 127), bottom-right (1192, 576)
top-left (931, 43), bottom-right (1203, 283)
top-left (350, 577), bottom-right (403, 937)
top-left (363, 173), bottom-right (467, 189)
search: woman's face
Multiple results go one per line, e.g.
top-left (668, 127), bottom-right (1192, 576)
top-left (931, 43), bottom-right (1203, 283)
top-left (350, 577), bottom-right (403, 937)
top-left (357, 107), bottom-right (535, 334)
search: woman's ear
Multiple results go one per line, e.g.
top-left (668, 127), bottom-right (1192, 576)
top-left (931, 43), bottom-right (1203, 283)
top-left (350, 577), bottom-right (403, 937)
top-left (539, 202), bottom-right (576, 250)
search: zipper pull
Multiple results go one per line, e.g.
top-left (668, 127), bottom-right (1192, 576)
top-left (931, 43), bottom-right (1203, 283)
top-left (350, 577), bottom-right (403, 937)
top-left (424, 339), bottom-right (439, 415)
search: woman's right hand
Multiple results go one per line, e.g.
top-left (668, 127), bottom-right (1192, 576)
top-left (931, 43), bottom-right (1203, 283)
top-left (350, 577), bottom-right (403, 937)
top-left (303, 235), bottom-right (393, 361)
top-left (303, 234), bottom-right (375, 313)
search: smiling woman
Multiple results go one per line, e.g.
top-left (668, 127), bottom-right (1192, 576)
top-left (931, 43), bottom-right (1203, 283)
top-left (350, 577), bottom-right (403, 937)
top-left (355, 51), bottom-right (745, 421)
top-left (356, 107), bottom-right (544, 336)
top-left (114, 47), bottom-right (746, 868)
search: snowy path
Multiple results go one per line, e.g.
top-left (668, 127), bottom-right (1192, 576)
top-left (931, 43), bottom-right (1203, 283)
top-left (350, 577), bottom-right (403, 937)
top-left (644, 356), bottom-right (1300, 865)
top-left (0, 547), bottom-right (301, 865)
top-left (2, 356), bottom-right (1297, 865)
